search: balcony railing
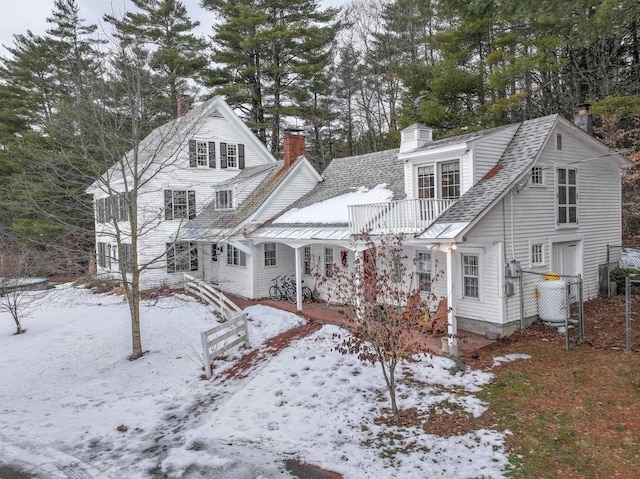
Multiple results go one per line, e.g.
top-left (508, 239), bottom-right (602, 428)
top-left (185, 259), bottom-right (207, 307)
top-left (348, 198), bottom-right (455, 235)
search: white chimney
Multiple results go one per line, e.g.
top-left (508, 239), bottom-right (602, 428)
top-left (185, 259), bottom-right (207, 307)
top-left (400, 123), bottom-right (433, 153)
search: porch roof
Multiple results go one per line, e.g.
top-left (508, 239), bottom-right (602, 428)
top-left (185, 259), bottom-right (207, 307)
top-left (250, 223), bottom-right (351, 243)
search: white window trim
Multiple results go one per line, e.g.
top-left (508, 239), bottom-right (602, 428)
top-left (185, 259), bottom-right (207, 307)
top-left (461, 253), bottom-right (481, 300)
top-left (303, 246), bottom-right (312, 276)
top-left (215, 189), bottom-right (234, 210)
top-left (416, 250), bottom-right (433, 292)
top-left (263, 243), bottom-right (277, 268)
top-left (324, 247), bottom-right (334, 278)
top-left (195, 140), bottom-right (209, 167)
top-left (530, 166), bottom-right (545, 187)
top-left (227, 245), bottom-right (247, 267)
top-left (414, 158), bottom-right (461, 200)
top-left (226, 144), bottom-right (238, 168)
top-left (529, 241), bottom-right (546, 268)
top-left (556, 166), bottom-right (579, 228)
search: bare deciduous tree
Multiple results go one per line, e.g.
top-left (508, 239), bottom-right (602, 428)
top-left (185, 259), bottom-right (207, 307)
top-left (315, 233), bottom-right (442, 424)
top-left (0, 252), bottom-right (49, 335)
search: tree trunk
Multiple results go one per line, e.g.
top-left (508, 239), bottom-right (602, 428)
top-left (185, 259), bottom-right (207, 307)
top-left (128, 272), bottom-right (143, 359)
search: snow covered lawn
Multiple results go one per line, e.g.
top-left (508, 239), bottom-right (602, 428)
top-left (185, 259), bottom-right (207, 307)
top-left (0, 284), bottom-right (515, 478)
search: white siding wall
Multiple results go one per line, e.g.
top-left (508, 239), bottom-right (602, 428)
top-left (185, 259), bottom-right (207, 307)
top-left (253, 165), bottom-right (321, 224)
top-left (463, 122), bottom-right (623, 328)
top-left (472, 125), bottom-right (518, 182)
top-left (255, 243), bottom-right (297, 298)
top-left (94, 110), bottom-right (276, 290)
top-left (217, 257), bottom-right (253, 297)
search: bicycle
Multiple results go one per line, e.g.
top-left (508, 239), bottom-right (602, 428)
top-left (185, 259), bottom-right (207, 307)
top-left (269, 275), bottom-right (296, 303)
top-left (289, 277), bottom-right (313, 303)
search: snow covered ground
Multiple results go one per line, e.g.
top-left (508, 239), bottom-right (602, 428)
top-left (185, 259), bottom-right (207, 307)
top-left (0, 284), bottom-right (523, 478)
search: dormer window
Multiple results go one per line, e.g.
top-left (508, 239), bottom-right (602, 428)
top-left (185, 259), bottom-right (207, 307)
top-left (417, 160), bottom-right (460, 200)
top-left (215, 190), bottom-right (233, 210)
top-left (440, 161), bottom-right (460, 199)
top-left (417, 166), bottom-right (435, 199)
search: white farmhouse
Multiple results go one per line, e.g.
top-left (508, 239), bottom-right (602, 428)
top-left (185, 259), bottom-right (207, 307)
top-left (250, 107), bottom-right (630, 343)
top-left (88, 99), bottom-right (630, 344)
top-left (87, 96), bottom-right (320, 290)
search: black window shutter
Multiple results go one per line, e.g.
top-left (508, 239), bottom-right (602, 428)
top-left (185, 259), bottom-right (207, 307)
top-left (164, 190), bottom-right (173, 220)
top-left (188, 140), bottom-right (196, 167)
top-left (208, 141), bottom-right (216, 168)
top-left (188, 190), bottom-right (196, 219)
top-left (238, 144), bottom-right (245, 169)
top-left (220, 142), bottom-right (227, 169)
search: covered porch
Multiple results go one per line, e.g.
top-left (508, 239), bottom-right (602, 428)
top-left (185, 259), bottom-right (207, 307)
top-left (226, 292), bottom-right (496, 355)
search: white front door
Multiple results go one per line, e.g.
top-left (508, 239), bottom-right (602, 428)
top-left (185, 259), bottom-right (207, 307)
top-left (210, 243), bottom-right (219, 284)
top-left (552, 241), bottom-right (578, 277)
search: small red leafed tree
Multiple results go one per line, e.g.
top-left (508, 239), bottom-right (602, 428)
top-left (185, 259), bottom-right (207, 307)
top-left (315, 233), bottom-right (442, 424)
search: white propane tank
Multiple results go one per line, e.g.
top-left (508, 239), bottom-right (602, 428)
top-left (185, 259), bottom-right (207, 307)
top-left (537, 280), bottom-right (567, 326)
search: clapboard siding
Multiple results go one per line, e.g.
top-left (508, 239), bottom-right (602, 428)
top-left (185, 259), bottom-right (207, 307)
top-left (465, 121), bottom-right (623, 324)
top-left (217, 250), bottom-right (253, 297)
top-left (473, 125), bottom-right (519, 182)
top-left (253, 163), bottom-right (322, 224)
top-left (255, 243), bottom-right (298, 298)
top-left (91, 98), bottom-right (278, 291)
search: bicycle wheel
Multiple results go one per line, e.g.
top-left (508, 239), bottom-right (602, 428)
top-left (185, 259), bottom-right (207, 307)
top-left (269, 285), bottom-right (282, 301)
top-left (286, 286), bottom-right (297, 304)
top-left (302, 286), bottom-right (313, 303)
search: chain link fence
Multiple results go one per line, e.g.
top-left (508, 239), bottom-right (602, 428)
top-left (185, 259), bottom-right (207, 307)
top-left (519, 271), bottom-right (584, 349)
top-left (601, 245), bottom-right (640, 296)
top-left (624, 278), bottom-right (640, 351)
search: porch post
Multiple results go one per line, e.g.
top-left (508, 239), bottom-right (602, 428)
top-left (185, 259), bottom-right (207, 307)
top-left (446, 247), bottom-right (459, 357)
top-left (295, 246), bottom-right (303, 312)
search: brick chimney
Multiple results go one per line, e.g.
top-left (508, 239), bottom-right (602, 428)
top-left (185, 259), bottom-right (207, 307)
top-left (177, 95), bottom-right (192, 118)
top-left (574, 102), bottom-right (593, 136)
top-left (283, 129), bottom-right (305, 167)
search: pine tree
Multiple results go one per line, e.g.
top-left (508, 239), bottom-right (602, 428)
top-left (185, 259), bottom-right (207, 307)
top-left (105, 0), bottom-right (208, 118)
top-left (203, 0), bottom-right (339, 153)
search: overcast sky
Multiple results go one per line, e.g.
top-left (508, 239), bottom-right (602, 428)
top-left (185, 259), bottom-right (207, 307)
top-left (0, 0), bottom-right (344, 56)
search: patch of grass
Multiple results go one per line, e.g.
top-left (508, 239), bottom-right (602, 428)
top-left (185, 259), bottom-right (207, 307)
top-left (477, 342), bottom-right (640, 479)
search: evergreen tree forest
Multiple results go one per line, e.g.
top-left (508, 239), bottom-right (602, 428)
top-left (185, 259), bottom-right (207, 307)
top-left (0, 0), bottom-right (639, 276)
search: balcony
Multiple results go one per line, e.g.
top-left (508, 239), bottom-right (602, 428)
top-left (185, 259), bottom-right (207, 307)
top-left (348, 198), bottom-right (455, 235)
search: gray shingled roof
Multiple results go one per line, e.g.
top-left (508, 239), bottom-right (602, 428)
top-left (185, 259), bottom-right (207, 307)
top-left (412, 123), bottom-right (516, 153)
top-left (181, 162), bottom-right (282, 237)
top-left (420, 114), bottom-right (558, 237)
top-left (281, 148), bottom-right (404, 213)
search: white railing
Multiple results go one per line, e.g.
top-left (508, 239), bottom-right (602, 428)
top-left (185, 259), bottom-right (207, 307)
top-left (200, 312), bottom-right (249, 379)
top-left (184, 273), bottom-right (243, 322)
top-left (348, 198), bottom-right (455, 235)
top-left (184, 273), bottom-right (249, 378)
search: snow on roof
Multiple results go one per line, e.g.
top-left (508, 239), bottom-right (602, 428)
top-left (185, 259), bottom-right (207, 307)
top-left (273, 184), bottom-right (394, 225)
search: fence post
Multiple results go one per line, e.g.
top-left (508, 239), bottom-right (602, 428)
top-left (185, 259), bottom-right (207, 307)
top-left (201, 331), bottom-right (212, 379)
top-left (219, 290), bottom-right (226, 321)
top-left (626, 277), bottom-right (632, 352)
top-left (606, 244), bottom-right (611, 297)
top-left (519, 273), bottom-right (525, 329)
top-left (578, 274), bottom-right (584, 344)
top-left (242, 312), bottom-right (250, 348)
